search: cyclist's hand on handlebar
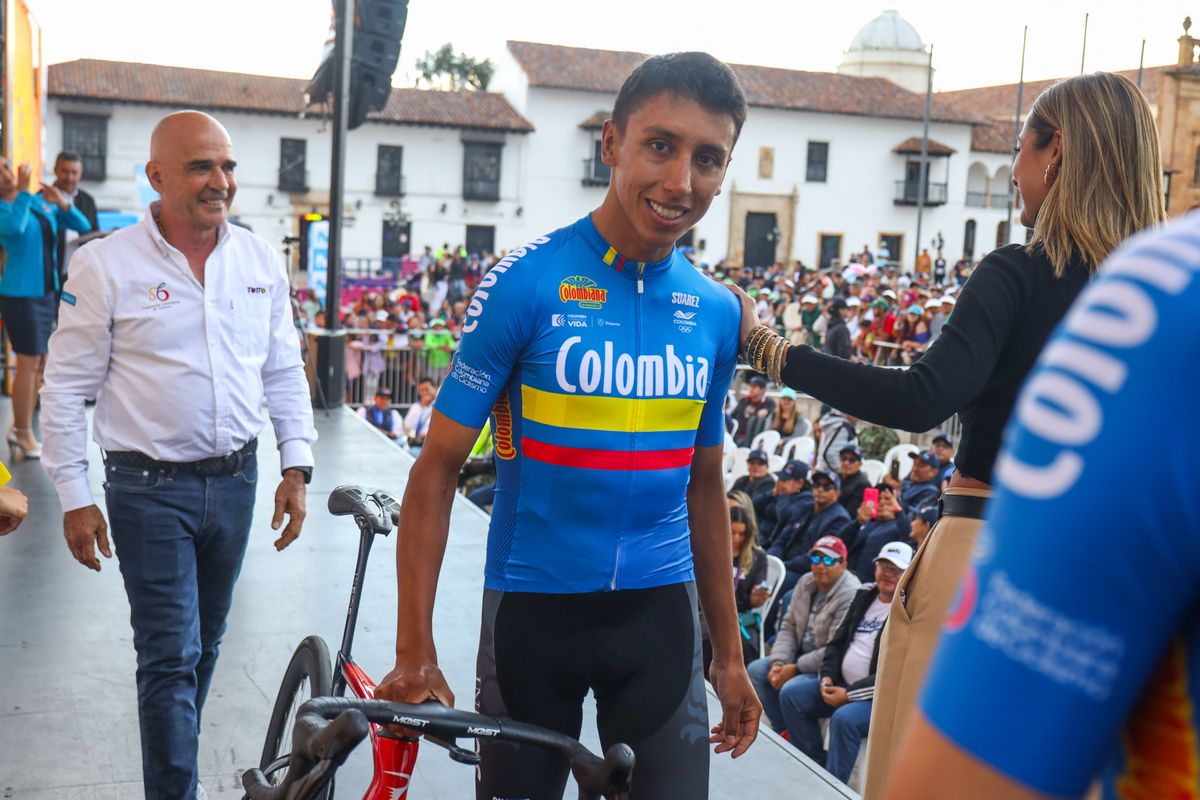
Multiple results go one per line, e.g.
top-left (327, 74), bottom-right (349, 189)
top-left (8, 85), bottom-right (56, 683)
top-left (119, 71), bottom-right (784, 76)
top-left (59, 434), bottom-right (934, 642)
top-left (374, 656), bottom-right (455, 736)
top-left (707, 659), bottom-right (762, 759)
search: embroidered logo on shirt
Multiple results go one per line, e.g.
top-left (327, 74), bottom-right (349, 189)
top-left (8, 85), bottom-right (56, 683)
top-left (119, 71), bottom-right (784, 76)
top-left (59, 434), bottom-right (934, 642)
top-left (142, 282), bottom-right (181, 312)
top-left (559, 276), bottom-right (607, 310)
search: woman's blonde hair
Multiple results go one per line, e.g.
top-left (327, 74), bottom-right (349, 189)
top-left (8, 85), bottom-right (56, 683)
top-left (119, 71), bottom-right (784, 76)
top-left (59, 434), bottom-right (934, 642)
top-left (1025, 72), bottom-right (1167, 275)
top-left (729, 503), bottom-right (758, 575)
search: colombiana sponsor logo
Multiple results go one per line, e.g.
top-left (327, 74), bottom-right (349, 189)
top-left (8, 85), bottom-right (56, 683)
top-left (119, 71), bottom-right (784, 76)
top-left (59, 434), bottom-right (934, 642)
top-left (559, 276), bottom-right (608, 310)
top-left (461, 235), bottom-right (551, 334)
top-left (492, 390), bottom-right (517, 460)
top-left (148, 282), bottom-right (170, 302)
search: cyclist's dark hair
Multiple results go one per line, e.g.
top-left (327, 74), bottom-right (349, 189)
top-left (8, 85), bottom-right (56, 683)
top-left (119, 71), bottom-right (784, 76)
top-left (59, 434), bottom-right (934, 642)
top-left (612, 52), bottom-right (747, 144)
top-left (55, 150), bottom-right (83, 165)
top-left (418, 376), bottom-right (435, 387)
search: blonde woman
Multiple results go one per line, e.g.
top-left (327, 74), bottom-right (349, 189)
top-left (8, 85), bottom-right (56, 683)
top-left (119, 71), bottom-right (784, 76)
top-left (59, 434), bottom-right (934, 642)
top-left (727, 72), bottom-right (1166, 796)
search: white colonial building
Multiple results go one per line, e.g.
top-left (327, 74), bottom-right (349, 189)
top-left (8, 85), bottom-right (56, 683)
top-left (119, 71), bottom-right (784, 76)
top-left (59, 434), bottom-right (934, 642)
top-left (50, 10), bottom-right (1148, 277)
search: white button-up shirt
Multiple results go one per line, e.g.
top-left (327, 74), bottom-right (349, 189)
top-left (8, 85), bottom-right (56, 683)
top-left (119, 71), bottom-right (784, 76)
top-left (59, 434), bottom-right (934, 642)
top-left (41, 204), bottom-right (317, 512)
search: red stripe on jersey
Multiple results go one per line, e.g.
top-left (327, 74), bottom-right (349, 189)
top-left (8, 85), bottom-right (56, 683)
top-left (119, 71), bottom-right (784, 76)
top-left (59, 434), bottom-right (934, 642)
top-left (521, 438), bottom-right (694, 470)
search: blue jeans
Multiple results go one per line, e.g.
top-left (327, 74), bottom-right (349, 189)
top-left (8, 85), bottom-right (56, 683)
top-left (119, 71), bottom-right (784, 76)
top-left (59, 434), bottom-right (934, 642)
top-left (105, 457), bottom-right (258, 799)
top-left (778, 675), bottom-right (873, 783)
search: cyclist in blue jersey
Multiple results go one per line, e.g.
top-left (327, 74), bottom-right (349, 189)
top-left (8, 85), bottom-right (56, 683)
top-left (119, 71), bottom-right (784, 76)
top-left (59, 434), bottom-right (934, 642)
top-left (376, 53), bottom-right (761, 798)
top-left (885, 216), bottom-right (1200, 798)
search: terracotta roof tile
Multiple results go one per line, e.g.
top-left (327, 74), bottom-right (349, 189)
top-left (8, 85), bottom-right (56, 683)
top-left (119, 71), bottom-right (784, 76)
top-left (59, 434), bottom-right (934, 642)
top-left (971, 120), bottom-right (1016, 154)
top-left (938, 66), bottom-right (1167, 122)
top-left (508, 41), bottom-right (981, 124)
top-left (48, 59), bottom-right (533, 133)
top-left (892, 136), bottom-right (956, 155)
top-left (578, 110), bottom-right (609, 129)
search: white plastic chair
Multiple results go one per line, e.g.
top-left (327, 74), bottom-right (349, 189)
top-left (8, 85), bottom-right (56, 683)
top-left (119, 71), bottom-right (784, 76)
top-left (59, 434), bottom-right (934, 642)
top-left (782, 435), bottom-right (815, 466)
top-left (768, 454), bottom-right (785, 473)
top-left (749, 429), bottom-right (781, 455)
top-left (727, 448), bottom-right (750, 481)
top-left (861, 459), bottom-right (886, 485)
top-left (756, 555), bottom-right (787, 657)
top-left (883, 443), bottom-right (919, 482)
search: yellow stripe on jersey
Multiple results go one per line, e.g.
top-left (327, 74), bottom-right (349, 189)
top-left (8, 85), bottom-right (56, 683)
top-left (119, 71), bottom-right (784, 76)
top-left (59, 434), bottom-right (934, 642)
top-left (602, 246), bottom-right (618, 266)
top-left (521, 385), bottom-right (704, 433)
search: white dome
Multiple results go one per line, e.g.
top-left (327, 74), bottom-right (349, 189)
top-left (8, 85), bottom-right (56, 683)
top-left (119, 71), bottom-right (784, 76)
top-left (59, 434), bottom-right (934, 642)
top-left (848, 10), bottom-right (925, 52)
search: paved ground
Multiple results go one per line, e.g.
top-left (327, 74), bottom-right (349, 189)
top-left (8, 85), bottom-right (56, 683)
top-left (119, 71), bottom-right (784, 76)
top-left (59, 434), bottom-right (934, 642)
top-left (0, 404), bottom-right (856, 799)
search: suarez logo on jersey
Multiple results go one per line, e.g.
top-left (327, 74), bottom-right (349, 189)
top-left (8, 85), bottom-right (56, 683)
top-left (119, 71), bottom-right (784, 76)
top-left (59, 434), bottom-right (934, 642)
top-left (559, 276), bottom-right (608, 310)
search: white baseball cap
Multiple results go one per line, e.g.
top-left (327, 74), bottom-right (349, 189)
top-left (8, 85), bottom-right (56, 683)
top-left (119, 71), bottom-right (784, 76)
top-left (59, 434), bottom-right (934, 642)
top-left (925, 298), bottom-right (941, 309)
top-left (846, 297), bottom-right (861, 307)
top-left (942, 296), bottom-right (957, 306)
top-left (875, 541), bottom-right (914, 570)
top-left (882, 289), bottom-right (897, 299)
top-left (801, 293), bottom-right (819, 304)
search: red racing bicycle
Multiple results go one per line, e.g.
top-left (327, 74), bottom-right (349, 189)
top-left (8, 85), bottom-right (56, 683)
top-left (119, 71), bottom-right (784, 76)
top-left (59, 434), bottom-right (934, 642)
top-left (241, 485), bottom-right (634, 800)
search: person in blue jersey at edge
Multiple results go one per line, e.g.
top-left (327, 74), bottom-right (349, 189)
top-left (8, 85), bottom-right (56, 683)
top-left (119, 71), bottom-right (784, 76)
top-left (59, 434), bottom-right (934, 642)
top-left (375, 53), bottom-right (760, 799)
top-left (884, 217), bottom-right (1200, 798)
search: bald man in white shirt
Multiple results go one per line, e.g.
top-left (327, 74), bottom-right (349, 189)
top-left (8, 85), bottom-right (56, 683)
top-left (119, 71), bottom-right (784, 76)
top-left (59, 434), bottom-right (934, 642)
top-left (40, 111), bottom-right (316, 799)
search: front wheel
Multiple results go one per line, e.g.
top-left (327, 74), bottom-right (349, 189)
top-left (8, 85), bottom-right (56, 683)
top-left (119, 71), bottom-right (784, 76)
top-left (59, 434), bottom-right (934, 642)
top-left (259, 635), bottom-right (333, 795)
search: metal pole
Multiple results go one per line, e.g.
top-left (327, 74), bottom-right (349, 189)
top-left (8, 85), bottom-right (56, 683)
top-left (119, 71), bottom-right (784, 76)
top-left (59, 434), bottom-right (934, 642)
top-left (1006, 26), bottom-right (1027, 245)
top-left (1080, 12), bottom-right (1089, 74)
top-left (914, 45), bottom-right (933, 272)
top-left (314, 0), bottom-right (353, 409)
top-left (1137, 39), bottom-right (1146, 88)
top-left (327, 0), bottom-right (353, 333)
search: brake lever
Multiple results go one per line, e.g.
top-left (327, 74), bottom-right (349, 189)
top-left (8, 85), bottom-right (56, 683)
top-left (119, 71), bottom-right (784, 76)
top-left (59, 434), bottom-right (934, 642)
top-left (424, 734), bottom-right (482, 765)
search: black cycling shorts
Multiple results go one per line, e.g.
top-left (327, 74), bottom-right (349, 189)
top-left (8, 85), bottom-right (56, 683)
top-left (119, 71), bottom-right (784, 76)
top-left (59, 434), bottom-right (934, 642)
top-left (475, 581), bottom-right (708, 799)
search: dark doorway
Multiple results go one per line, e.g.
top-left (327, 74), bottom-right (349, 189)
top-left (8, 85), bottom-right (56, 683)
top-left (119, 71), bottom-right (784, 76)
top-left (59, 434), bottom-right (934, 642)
top-left (903, 160), bottom-right (928, 203)
top-left (819, 234), bottom-right (842, 270)
top-left (744, 212), bottom-right (778, 269)
top-left (996, 221), bottom-right (1008, 250)
top-left (878, 234), bottom-right (902, 267)
top-left (382, 217), bottom-right (410, 261)
top-left (465, 224), bottom-right (496, 257)
top-left (963, 219), bottom-right (976, 260)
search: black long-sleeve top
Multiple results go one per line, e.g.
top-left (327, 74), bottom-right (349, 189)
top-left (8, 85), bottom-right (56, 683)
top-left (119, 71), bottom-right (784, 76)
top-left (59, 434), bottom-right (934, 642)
top-left (781, 245), bottom-right (1091, 483)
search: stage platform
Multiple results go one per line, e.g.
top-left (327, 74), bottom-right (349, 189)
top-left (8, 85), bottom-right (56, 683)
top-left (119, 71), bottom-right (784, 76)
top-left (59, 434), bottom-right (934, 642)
top-left (0, 405), bottom-right (857, 798)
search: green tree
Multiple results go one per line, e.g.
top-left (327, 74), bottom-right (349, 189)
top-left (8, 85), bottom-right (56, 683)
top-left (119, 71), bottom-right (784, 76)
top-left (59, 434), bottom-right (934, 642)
top-left (415, 43), bottom-right (494, 91)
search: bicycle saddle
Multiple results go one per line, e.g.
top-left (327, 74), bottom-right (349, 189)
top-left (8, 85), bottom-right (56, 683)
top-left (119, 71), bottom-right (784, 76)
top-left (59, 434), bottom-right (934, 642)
top-left (327, 485), bottom-right (399, 535)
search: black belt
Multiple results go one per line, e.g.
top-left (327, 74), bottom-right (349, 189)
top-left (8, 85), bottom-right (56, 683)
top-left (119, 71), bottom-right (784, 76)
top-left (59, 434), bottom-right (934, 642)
top-left (105, 438), bottom-right (257, 477)
top-left (937, 492), bottom-right (989, 521)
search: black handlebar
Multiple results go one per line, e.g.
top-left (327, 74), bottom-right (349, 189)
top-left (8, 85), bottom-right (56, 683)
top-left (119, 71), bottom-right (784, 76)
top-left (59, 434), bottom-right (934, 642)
top-left (243, 697), bottom-right (633, 800)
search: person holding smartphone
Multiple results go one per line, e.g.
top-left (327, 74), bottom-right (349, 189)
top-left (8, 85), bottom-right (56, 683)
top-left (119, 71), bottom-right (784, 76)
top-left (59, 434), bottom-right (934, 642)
top-left (848, 485), bottom-right (912, 582)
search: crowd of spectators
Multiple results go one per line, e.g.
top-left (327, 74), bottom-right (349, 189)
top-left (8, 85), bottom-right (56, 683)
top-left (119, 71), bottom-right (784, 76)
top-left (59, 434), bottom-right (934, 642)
top-left (710, 243), bottom-right (974, 368)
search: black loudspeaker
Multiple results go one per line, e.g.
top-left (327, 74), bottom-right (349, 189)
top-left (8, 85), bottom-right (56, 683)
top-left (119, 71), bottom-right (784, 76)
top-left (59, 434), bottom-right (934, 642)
top-left (313, 331), bottom-right (346, 409)
top-left (307, 0), bottom-right (409, 130)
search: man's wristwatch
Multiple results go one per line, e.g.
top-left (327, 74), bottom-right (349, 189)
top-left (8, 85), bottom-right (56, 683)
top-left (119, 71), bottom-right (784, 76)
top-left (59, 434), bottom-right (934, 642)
top-left (283, 466), bottom-right (313, 484)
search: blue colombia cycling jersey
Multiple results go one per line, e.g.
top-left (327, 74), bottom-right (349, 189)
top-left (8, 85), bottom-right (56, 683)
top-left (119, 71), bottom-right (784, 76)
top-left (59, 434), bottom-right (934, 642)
top-left (435, 214), bottom-right (741, 593)
top-left (920, 217), bottom-right (1200, 798)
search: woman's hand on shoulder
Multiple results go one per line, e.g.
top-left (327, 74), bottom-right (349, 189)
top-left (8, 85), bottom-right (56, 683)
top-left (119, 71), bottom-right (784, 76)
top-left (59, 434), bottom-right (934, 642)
top-left (718, 280), bottom-right (757, 351)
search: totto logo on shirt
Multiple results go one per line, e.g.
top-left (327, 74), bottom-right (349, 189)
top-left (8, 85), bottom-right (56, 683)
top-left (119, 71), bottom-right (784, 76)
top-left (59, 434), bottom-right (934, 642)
top-left (148, 282), bottom-right (170, 302)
